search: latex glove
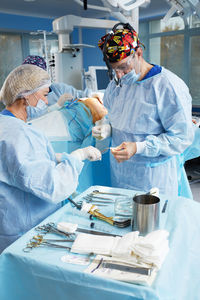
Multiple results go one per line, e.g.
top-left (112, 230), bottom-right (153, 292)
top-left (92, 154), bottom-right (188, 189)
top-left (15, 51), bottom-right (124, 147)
top-left (92, 123), bottom-right (111, 140)
top-left (48, 93), bottom-right (73, 112)
top-left (57, 93), bottom-right (73, 106)
top-left (70, 146), bottom-right (102, 161)
top-left (111, 142), bottom-right (137, 163)
top-left (55, 153), bottom-right (62, 163)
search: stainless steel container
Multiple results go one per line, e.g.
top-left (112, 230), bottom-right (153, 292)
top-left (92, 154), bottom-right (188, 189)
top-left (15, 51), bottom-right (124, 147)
top-left (132, 194), bottom-right (160, 236)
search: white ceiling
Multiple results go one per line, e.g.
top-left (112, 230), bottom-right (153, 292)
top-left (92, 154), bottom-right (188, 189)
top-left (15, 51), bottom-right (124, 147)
top-left (0, 0), bottom-right (170, 20)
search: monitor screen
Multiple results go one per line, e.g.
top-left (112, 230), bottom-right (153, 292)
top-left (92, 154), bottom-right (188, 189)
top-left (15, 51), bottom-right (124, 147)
top-left (85, 66), bottom-right (110, 91)
top-left (95, 69), bottom-right (110, 90)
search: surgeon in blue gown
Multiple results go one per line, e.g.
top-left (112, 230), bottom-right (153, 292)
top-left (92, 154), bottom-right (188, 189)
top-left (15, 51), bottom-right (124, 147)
top-left (92, 23), bottom-right (194, 197)
top-left (0, 64), bottom-right (101, 253)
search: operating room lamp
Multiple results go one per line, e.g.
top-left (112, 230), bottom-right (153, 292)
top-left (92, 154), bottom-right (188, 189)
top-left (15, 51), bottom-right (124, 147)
top-left (52, 0), bottom-right (151, 88)
top-left (73, 0), bottom-right (151, 32)
top-left (163, 0), bottom-right (200, 23)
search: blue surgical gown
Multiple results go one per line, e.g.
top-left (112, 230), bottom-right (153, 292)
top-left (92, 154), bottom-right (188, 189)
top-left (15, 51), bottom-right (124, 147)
top-left (177, 124), bottom-right (200, 198)
top-left (48, 83), bottom-right (92, 106)
top-left (0, 114), bottom-right (83, 253)
top-left (103, 67), bottom-right (194, 196)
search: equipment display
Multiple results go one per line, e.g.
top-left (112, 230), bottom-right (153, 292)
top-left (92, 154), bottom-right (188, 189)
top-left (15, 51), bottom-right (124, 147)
top-left (84, 66), bottom-right (110, 92)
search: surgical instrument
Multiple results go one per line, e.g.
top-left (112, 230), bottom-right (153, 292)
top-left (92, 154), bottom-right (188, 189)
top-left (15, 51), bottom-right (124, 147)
top-left (35, 223), bottom-right (75, 237)
top-left (91, 190), bottom-right (129, 197)
top-left (77, 199), bottom-right (109, 207)
top-left (75, 227), bottom-right (121, 237)
top-left (67, 198), bottom-right (131, 228)
top-left (82, 196), bottom-right (115, 203)
top-left (85, 194), bottom-right (115, 201)
top-left (23, 240), bottom-right (71, 253)
top-left (162, 200), bottom-right (168, 213)
top-left (36, 222), bottom-right (120, 237)
top-left (88, 207), bottom-right (131, 228)
top-left (91, 258), bottom-right (152, 275)
top-left (64, 97), bottom-right (79, 109)
top-left (101, 261), bottom-right (152, 275)
top-left (31, 234), bottom-right (74, 243)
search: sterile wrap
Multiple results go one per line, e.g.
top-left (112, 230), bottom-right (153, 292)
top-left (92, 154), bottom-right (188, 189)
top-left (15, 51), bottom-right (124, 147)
top-left (57, 222), bottom-right (78, 233)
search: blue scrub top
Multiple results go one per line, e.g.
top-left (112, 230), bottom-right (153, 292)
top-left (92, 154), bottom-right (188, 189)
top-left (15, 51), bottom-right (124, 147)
top-left (1, 109), bottom-right (16, 117)
top-left (143, 64), bottom-right (162, 80)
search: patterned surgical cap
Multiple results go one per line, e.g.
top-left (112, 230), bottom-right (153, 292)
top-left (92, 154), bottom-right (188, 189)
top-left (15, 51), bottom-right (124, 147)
top-left (22, 55), bottom-right (47, 71)
top-left (98, 28), bottom-right (141, 62)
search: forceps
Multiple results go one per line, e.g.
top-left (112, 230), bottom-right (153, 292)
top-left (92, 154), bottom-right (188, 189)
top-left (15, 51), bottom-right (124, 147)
top-left (87, 194), bottom-right (115, 201)
top-left (76, 194), bottom-right (115, 207)
top-left (31, 234), bottom-right (74, 243)
top-left (35, 222), bottom-right (75, 238)
top-left (23, 234), bottom-right (73, 252)
top-left (77, 200), bottom-right (108, 207)
top-left (91, 190), bottom-right (128, 197)
top-left (83, 195), bottom-right (115, 202)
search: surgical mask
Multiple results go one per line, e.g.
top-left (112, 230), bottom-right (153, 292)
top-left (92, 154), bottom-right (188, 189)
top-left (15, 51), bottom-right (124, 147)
top-left (26, 99), bottom-right (48, 120)
top-left (120, 68), bottom-right (140, 86)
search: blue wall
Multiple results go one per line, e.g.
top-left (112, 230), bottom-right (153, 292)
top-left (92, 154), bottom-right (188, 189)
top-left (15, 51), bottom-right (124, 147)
top-left (72, 27), bottom-right (107, 70)
top-left (0, 12), bottom-right (53, 32)
top-left (82, 28), bottom-right (107, 70)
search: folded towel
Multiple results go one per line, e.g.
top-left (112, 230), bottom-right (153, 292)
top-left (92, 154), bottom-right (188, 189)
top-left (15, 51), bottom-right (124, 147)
top-left (111, 231), bottom-right (139, 258)
top-left (71, 233), bottom-right (120, 256)
top-left (70, 229), bottom-right (169, 269)
top-left (130, 230), bottom-right (169, 268)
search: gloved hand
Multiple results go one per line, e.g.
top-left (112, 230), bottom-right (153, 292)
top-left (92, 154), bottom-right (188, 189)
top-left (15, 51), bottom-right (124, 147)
top-left (48, 93), bottom-right (73, 112)
top-left (92, 123), bottom-right (111, 140)
top-left (57, 93), bottom-right (74, 106)
top-left (70, 146), bottom-right (102, 161)
top-left (111, 142), bottom-right (137, 163)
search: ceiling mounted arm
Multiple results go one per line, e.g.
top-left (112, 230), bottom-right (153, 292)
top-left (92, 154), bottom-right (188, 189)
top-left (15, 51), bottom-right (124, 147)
top-left (115, 0), bottom-right (151, 11)
top-left (74, 0), bottom-right (151, 13)
top-left (83, 0), bottom-right (87, 10)
top-left (163, 0), bottom-right (200, 23)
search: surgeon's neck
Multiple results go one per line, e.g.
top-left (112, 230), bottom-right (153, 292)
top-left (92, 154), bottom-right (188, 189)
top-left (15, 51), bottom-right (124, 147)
top-left (6, 99), bottom-right (27, 122)
top-left (139, 60), bottom-right (153, 81)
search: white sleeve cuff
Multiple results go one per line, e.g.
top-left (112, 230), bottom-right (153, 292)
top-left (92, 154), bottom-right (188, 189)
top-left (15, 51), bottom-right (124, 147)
top-left (136, 141), bottom-right (146, 154)
top-left (95, 116), bottom-right (109, 126)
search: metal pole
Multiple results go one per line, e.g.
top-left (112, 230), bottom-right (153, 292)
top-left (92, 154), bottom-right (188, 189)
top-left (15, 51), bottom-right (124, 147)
top-left (43, 30), bottom-right (49, 74)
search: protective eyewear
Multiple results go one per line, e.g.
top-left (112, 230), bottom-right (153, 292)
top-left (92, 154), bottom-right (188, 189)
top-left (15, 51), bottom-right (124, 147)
top-left (112, 55), bottom-right (134, 72)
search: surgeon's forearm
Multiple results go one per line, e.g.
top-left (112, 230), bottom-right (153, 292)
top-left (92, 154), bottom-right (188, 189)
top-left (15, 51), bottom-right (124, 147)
top-left (138, 131), bottom-right (194, 158)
